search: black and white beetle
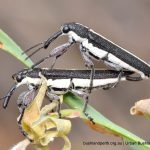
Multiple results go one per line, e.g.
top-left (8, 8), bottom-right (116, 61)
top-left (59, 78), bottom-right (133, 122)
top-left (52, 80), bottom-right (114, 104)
top-left (0, 68), bottom-right (133, 118)
top-left (23, 22), bottom-right (150, 91)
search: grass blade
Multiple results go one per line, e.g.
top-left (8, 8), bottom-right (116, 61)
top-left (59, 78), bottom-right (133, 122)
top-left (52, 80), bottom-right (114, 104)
top-left (0, 29), bottom-right (33, 67)
top-left (64, 92), bottom-right (150, 150)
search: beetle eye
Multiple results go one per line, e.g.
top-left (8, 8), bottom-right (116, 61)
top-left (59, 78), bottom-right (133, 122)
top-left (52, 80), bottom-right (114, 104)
top-left (16, 74), bottom-right (23, 82)
top-left (62, 25), bottom-right (70, 33)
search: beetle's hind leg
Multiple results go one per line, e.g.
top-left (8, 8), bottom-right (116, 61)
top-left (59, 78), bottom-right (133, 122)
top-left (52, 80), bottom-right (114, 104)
top-left (111, 70), bottom-right (123, 88)
top-left (126, 75), bottom-right (143, 81)
top-left (71, 89), bottom-right (95, 124)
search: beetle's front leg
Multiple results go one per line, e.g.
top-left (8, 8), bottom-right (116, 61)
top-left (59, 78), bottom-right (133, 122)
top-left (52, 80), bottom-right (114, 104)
top-left (80, 44), bottom-right (95, 93)
top-left (49, 41), bottom-right (74, 69)
top-left (32, 41), bottom-right (74, 68)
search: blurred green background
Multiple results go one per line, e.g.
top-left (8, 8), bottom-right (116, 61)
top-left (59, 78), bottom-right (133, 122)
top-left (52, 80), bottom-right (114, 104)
top-left (0, 0), bottom-right (150, 150)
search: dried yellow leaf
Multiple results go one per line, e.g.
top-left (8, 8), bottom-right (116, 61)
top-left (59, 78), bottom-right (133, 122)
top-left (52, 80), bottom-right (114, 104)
top-left (21, 75), bottom-right (72, 150)
top-left (130, 98), bottom-right (150, 116)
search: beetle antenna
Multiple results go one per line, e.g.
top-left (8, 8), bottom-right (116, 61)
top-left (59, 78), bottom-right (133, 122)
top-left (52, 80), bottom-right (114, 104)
top-left (25, 45), bottom-right (45, 60)
top-left (0, 84), bottom-right (17, 109)
top-left (43, 30), bottom-right (62, 49)
top-left (24, 30), bottom-right (62, 60)
top-left (31, 56), bottom-right (50, 68)
top-left (22, 42), bottom-right (44, 55)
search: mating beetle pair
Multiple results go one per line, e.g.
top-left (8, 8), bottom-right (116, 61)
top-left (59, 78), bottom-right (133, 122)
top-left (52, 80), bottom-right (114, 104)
top-left (23, 22), bottom-right (150, 118)
top-left (1, 22), bottom-right (150, 123)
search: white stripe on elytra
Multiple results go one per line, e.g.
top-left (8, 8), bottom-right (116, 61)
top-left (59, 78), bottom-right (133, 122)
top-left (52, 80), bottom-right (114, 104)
top-left (67, 28), bottom-right (149, 74)
top-left (107, 53), bottom-right (145, 78)
top-left (90, 29), bottom-right (150, 66)
top-left (72, 78), bottom-right (126, 88)
top-left (17, 77), bottom-right (71, 89)
top-left (81, 38), bottom-right (146, 78)
top-left (67, 24), bottom-right (149, 67)
top-left (17, 77), bottom-right (126, 89)
top-left (47, 79), bottom-right (71, 88)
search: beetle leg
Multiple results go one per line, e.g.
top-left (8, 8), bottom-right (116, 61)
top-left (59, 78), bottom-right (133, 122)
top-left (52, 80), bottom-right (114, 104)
top-left (71, 89), bottom-right (95, 124)
top-left (126, 75), bottom-right (143, 81)
top-left (32, 41), bottom-right (74, 68)
top-left (46, 90), bottom-right (62, 118)
top-left (80, 44), bottom-right (95, 94)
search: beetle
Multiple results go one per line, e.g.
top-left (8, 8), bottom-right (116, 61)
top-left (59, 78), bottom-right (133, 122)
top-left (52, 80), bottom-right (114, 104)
top-left (0, 68), bottom-right (133, 121)
top-left (23, 22), bottom-right (150, 92)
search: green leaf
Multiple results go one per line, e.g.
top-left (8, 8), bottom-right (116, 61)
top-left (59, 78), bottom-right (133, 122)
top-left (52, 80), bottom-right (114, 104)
top-left (0, 29), bottom-right (33, 67)
top-left (64, 92), bottom-right (150, 150)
